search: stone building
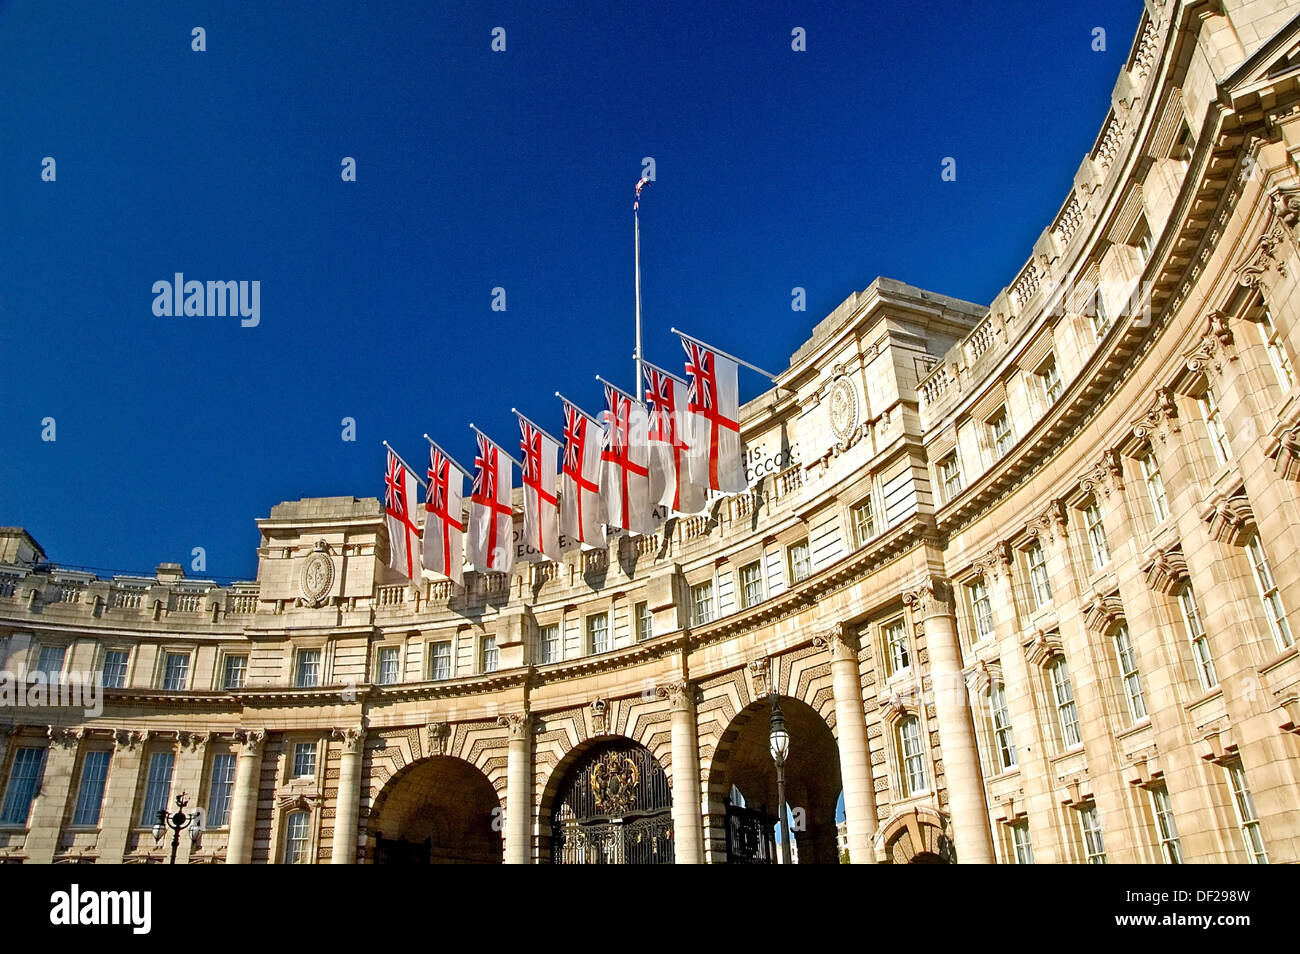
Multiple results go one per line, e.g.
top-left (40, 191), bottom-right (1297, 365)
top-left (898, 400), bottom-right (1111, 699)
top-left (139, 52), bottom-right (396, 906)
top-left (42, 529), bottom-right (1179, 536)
top-left (3, 0), bottom-right (1300, 863)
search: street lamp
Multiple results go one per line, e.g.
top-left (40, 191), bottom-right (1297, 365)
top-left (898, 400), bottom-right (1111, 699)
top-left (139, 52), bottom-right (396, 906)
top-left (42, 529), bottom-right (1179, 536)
top-left (153, 791), bottom-right (204, 864)
top-left (768, 693), bottom-right (792, 865)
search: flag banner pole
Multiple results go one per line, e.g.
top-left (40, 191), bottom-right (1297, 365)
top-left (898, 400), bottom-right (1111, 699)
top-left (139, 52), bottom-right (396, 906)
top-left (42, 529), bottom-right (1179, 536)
top-left (422, 434), bottom-right (473, 480)
top-left (670, 327), bottom-right (780, 381)
top-left (634, 176), bottom-right (649, 394)
top-left (511, 408), bottom-right (565, 448)
top-left (382, 440), bottom-right (428, 489)
top-left (555, 391), bottom-right (604, 425)
top-left (468, 423), bottom-right (525, 468)
top-left (595, 374), bottom-right (645, 407)
top-left (640, 357), bottom-right (688, 385)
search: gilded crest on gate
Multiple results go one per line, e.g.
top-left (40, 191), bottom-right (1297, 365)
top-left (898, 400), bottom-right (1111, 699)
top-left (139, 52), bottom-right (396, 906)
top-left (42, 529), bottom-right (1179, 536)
top-left (590, 751), bottom-right (640, 815)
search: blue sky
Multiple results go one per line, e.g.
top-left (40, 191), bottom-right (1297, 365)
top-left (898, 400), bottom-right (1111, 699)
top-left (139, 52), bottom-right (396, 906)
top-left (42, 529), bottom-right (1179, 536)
top-left (0, 0), bottom-right (1142, 582)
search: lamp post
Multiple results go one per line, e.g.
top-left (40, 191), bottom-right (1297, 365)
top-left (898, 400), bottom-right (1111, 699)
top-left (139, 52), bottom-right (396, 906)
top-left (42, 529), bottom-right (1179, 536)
top-left (768, 693), bottom-right (792, 865)
top-left (153, 791), bottom-right (204, 864)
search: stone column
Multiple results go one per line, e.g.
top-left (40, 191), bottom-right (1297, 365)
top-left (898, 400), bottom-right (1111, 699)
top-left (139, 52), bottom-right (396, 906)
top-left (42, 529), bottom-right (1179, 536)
top-left (24, 727), bottom-right (81, 864)
top-left (96, 729), bottom-right (146, 863)
top-left (814, 624), bottom-right (877, 864)
top-left (225, 728), bottom-right (266, 865)
top-left (903, 577), bottom-right (995, 863)
top-left (330, 725), bottom-right (366, 864)
top-left (498, 712), bottom-right (532, 864)
top-left (658, 681), bottom-right (704, 864)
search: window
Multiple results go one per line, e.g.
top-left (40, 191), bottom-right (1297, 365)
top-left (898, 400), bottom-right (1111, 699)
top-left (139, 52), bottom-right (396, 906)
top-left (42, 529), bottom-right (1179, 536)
top-left (897, 716), bottom-right (928, 796)
top-left (691, 581), bottom-right (715, 625)
top-left (1128, 213), bottom-right (1154, 267)
top-left (1112, 623), bottom-right (1147, 723)
top-left (739, 562), bottom-right (763, 609)
top-left (1037, 355), bottom-right (1062, 406)
top-left (851, 497), bottom-right (876, 547)
top-left (480, 635), bottom-right (498, 674)
top-left (1149, 783), bottom-right (1183, 864)
top-left (294, 649), bottom-right (321, 688)
top-left (635, 602), bottom-right (652, 643)
top-left (1082, 499), bottom-right (1109, 571)
top-left (36, 645), bottom-right (66, 678)
top-left (0, 747), bottom-right (46, 826)
top-left (1025, 541), bottom-right (1052, 608)
top-left (1091, 293), bottom-right (1112, 337)
top-left (1178, 586), bottom-right (1217, 691)
top-left (1139, 451), bottom-right (1169, 522)
top-left (223, 654), bottom-right (247, 690)
top-left (1048, 658), bottom-right (1082, 748)
top-left (292, 742), bottom-right (317, 778)
top-left (162, 652), bottom-right (190, 691)
top-left (208, 753), bottom-right (237, 828)
top-left (1010, 821), bottom-right (1034, 864)
top-left (140, 752), bottom-right (175, 825)
top-left (101, 650), bottom-right (129, 690)
top-left (72, 750), bottom-right (112, 826)
top-left (283, 811), bottom-right (310, 864)
top-left (538, 624), bottom-right (561, 664)
top-left (1198, 389), bottom-right (1232, 467)
top-left (1258, 307), bottom-right (1294, 390)
top-left (376, 646), bottom-right (400, 685)
top-left (787, 539), bottom-right (812, 584)
top-left (989, 409), bottom-right (1014, 459)
top-left (1246, 531), bottom-right (1293, 649)
top-left (1168, 120), bottom-right (1194, 164)
top-left (1224, 759), bottom-right (1267, 863)
top-left (938, 452), bottom-right (963, 503)
top-left (1078, 802), bottom-right (1107, 864)
top-left (881, 619), bottom-right (910, 678)
top-left (428, 641), bottom-right (452, 680)
top-left (968, 578), bottom-right (994, 641)
top-left (989, 683), bottom-right (1018, 771)
top-left (587, 613), bottom-right (609, 654)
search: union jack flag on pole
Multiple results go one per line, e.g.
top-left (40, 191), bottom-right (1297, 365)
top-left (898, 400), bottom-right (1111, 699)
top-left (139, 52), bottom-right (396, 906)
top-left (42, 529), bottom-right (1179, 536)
top-left (678, 333), bottom-right (746, 493)
top-left (644, 360), bottom-right (706, 514)
top-left (599, 378), bottom-right (654, 536)
top-left (383, 444), bottom-right (425, 581)
top-left (421, 438), bottom-right (468, 586)
top-left (515, 410), bottom-right (562, 562)
top-left (467, 428), bottom-right (515, 574)
top-left (557, 394), bottom-right (606, 549)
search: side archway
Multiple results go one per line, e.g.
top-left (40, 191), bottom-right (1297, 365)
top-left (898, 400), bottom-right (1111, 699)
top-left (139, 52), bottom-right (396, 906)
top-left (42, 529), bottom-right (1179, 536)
top-left (366, 755), bottom-right (503, 863)
top-left (876, 807), bottom-right (954, 864)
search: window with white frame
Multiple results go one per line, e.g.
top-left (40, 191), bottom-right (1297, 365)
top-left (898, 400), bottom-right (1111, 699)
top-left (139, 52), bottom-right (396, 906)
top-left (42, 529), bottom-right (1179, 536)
top-left (480, 635), bottom-right (498, 674)
top-left (36, 644), bottom-right (66, 678)
top-left (0, 747), bottom-right (46, 826)
top-left (1025, 541), bottom-right (1052, 609)
top-left (1128, 213), bottom-right (1154, 267)
top-left (1078, 802), bottom-right (1107, 863)
top-left (71, 750), bottom-right (112, 827)
top-left (222, 653), bottom-right (247, 690)
top-left (376, 646), bottom-right (400, 685)
top-left (989, 408), bottom-right (1014, 460)
top-left (1037, 355), bottom-right (1063, 406)
top-left (1139, 450), bottom-right (1169, 522)
top-left (635, 601), bottom-right (652, 643)
top-left (968, 577), bottom-right (994, 641)
top-left (140, 751), bottom-right (175, 825)
top-left (538, 623), bottom-right (561, 664)
top-left (897, 716), bottom-right (928, 796)
top-left (739, 561), bottom-right (763, 609)
top-left (294, 649), bottom-right (321, 688)
top-left (162, 652), bottom-right (190, 691)
top-left (208, 753), bottom-right (237, 827)
top-left (1083, 498), bottom-right (1109, 571)
top-left (292, 742), bottom-right (317, 778)
top-left (283, 811), bottom-right (310, 864)
top-left (1149, 783), bottom-right (1183, 864)
top-left (101, 649), bottom-right (129, 689)
top-left (1178, 586), bottom-right (1217, 691)
top-left (1048, 657), bottom-right (1082, 749)
top-left (1198, 388), bottom-right (1232, 467)
top-left (429, 640), bottom-right (452, 680)
top-left (1112, 622), bottom-right (1147, 723)
top-left (1224, 758), bottom-right (1267, 863)
top-left (1258, 306), bottom-right (1294, 391)
top-left (691, 581), bottom-right (714, 626)
top-left (587, 613), bottom-right (609, 654)
top-left (1091, 292), bottom-right (1113, 337)
top-left (851, 496), bottom-right (876, 547)
top-left (787, 539), bottom-right (812, 584)
top-left (881, 619), bottom-right (910, 678)
top-left (1010, 820), bottom-right (1034, 864)
top-left (938, 452), bottom-right (963, 503)
top-left (989, 682), bottom-right (1018, 772)
top-left (1245, 531), bottom-right (1293, 649)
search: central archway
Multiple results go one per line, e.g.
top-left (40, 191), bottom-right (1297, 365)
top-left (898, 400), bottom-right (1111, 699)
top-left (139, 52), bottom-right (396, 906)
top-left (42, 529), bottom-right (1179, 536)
top-left (367, 756), bottom-right (503, 864)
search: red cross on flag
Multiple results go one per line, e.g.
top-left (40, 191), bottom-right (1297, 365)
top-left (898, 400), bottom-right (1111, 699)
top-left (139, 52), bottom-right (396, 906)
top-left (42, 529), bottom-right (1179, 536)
top-left (516, 412), bottom-right (561, 562)
top-left (601, 381), bottom-right (654, 535)
top-left (560, 398), bottom-right (606, 549)
top-left (468, 432), bottom-right (515, 574)
top-left (384, 447), bottom-right (423, 581)
top-left (422, 443), bottom-right (466, 586)
top-left (680, 335), bottom-right (745, 493)
top-left (644, 361), bottom-right (707, 515)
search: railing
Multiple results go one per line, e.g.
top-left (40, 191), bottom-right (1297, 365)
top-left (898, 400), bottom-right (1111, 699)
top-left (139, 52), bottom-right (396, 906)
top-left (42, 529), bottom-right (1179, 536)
top-left (376, 585), bottom-right (406, 607)
top-left (636, 534), bottom-right (660, 556)
top-left (112, 587), bottom-right (145, 609)
top-left (582, 549), bottom-right (608, 574)
top-left (682, 516), bottom-right (710, 541)
top-left (966, 315), bottom-right (998, 361)
top-left (728, 494), bottom-right (753, 522)
top-left (427, 580), bottom-right (454, 601)
top-left (228, 594), bottom-right (258, 614)
top-left (1053, 194), bottom-right (1084, 248)
top-left (1130, 16), bottom-right (1157, 80)
top-left (0, 576), bottom-right (17, 598)
top-left (169, 593), bottom-right (201, 613)
top-left (56, 585), bottom-right (84, 604)
top-left (1093, 115), bottom-right (1122, 173)
top-left (531, 562), bottom-right (558, 586)
top-left (919, 363), bottom-right (952, 409)
top-left (777, 465), bottom-right (803, 497)
top-left (1010, 260), bottom-right (1041, 309)
top-left (479, 572), bottom-right (509, 595)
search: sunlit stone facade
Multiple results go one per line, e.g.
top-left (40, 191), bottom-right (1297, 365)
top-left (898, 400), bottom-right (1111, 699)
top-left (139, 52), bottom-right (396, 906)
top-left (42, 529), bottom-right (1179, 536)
top-left (3, 0), bottom-right (1300, 863)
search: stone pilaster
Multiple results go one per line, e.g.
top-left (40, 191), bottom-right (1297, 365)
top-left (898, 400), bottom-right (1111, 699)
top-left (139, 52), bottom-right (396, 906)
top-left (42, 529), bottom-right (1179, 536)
top-left (657, 680), bottom-right (704, 864)
top-left (96, 729), bottom-right (146, 863)
top-left (813, 623), bottom-right (877, 863)
top-left (498, 711), bottom-right (532, 864)
top-left (330, 725), bottom-right (366, 864)
top-left (23, 726), bottom-right (80, 864)
top-left (225, 728), bottom-right (266, 865)
top-left (171, 730), bottom-right (210, 864)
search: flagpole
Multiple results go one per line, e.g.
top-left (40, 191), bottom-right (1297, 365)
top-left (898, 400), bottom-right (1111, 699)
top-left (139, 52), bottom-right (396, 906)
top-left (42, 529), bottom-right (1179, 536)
top-left (555, 391), bottom-right (603, 425)
top-left (381, 441), bottom-right (428, 490)
top-left (468, 423), bottom-right (525, 468)
top-left (510, 408), bottom-right (565, 448)
top-left (671, 327), bottom-right (780, 381)
top-left (422, 434), bottom-right (473, 479)
top-left (595, 374), bottom-right (645, 406)
top-left (635, 176), bottom-right (649, 393)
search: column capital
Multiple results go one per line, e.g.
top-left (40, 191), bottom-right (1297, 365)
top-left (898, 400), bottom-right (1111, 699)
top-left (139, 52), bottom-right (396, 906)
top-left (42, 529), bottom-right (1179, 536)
top-left (902, 576), bottom-right (953, 620)
top-left (656, 681), bottom-right (695, 712)
top-left (812, 622), bottom-right (860, 661)
top-left (176, 730), bottom-right (211, 753)
top-left (233, 727), bottom-right (267, 756)
top-left (973, 541), bottom-right (1012, 581)
top-left (1131, 386), bottom-right (1181, 446)
top-left (332, 725), bottom-right (367, 755)
top-left (1184, 312), bottom-right (1238, 379)
top-left (112, 728), bottom-right (145, 751)
top-left (1078, 448), bottom-right (1124, 498)
top-left (46, 726), bottom-right (80, 749)
top-left (497, 711), bottom-right (531, 740)
top-left (1023, 499), bottom-right (1068, 546)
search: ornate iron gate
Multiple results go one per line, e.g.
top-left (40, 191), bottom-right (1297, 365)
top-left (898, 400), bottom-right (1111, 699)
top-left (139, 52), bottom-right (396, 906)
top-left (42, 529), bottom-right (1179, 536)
top-left (724, 799), bottom-right (776, 863)
top-left (550, 741), bottom-right (674, 864)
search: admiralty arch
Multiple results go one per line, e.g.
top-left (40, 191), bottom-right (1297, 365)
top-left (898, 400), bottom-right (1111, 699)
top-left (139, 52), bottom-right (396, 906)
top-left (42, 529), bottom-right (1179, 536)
top-left (3, 0), bottom-right (1300, 864)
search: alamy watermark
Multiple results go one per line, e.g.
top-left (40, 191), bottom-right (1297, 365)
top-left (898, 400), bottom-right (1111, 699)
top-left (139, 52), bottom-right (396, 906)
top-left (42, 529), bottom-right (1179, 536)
top-left (0, 668), bottom-right (103, 717)
top-left (152, 273), bottom-right (260, 327)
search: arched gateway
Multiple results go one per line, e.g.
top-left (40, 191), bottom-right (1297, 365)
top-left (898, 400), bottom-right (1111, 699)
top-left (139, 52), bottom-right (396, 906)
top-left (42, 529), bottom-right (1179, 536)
top-left (367, 756), bottom-right (503, 864)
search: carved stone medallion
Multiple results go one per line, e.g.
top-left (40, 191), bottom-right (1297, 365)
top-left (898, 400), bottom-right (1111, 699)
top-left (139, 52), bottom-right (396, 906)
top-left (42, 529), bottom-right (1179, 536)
top-left (827, 376), bottom-right (858, 441)
top-left (300, 540), bottom-right (335, 608)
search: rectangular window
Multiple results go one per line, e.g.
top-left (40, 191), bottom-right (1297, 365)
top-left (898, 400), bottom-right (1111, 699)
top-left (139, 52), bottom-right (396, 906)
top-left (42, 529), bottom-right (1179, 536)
top-left (898, 717), bottom-right (928, 796)
top-left (208, 753), bottom-right (237, 828)
top-left (968, 578), bottom-right (994, 641)
top-left (71, 750), bottom-right (112, 827)
top-left (1083, 499), bottom-right (1109, 571)
top-left (1011, 821), bottom-right (1034, 864)
top-left (1224, 759), bottom-right (1267, 863)
top-left (739, 561), bottom-right (763, 609)
top-left (989, 409), bottom-right (1014, 459)
top-left (1168, 120), bottom-right (1194, 164)
top-left (1049, 658), bottom-right (1082, 749)
top-left (0, 747), bottom-right (46, 826)
top-left (1129, 214), bottom-right (1154, 266)
top-left (101, 650), bottom-right (129, 690)
top-left (851, 497), bottom-right (876, 547)
top-left (1139, 451), bottom-right (1169, 522)
top-left (292, 742), bottom-right (316, 778)
top-left (938, 453), bottom-right (963, 503)
top-left (1178, 586), bottom-right (1217, 691)
top-left (1078, 803), bottom-right (1107, 864)
top-left (294, 649), bottom-right (321, 688)
top-left (1112, 623), bottom-right (1147, 723)
top-left (692, 581), bottom-right (714, 626)
top-left (140, 751), bottom-right (175, 825)
top-left (222, 654), bottom-right (247, 690)
top-left (284, 812), bottom-right (310, 864)
top-left (1091, 296), bottom-right (1112, 337)
top-left (538, 624), bottom-right (561, 664)
top-left (787, 540), bottom-right (812, 584)
top-left (1038, 355), bottom-right (1063, 406)
top-left (36, 645), bottom-right (66, 678)
top-left (480, 635), bottom-right (498, 674)
top-left (162, 653), bottom-right (190, 691)
top-left (1259, 307), bottom-right (1294, 390)
top-left (881, 619), bottom-right (910, 678)
top-left (429, 641), bottom-right (452, 680)
top-left (1246, 532), bottom-right (1293, 649)
top-left (1149, 783), bottom-right (1183, 864)
top-left (587, 613), bottom-right (609, 654)
top-left (1026, 541), bottom-right (1052, 608)
top-left (989, 683), bottom-right (1018, 771)
top-left (635, 602), bottom-right (652, 643)
top-left (1199, 389), bottom-right (1232, 467)
top-left (376, 646), bottom-right (400, 685)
